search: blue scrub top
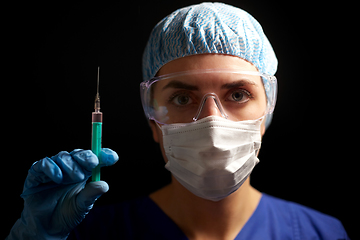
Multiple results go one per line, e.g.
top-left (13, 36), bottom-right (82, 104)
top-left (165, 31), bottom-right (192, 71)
top-left (68, 193), bottom-right (349, 239)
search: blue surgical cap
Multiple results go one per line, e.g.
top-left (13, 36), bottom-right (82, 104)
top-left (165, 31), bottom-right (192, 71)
top-left (142, 2), bottom-right (278, 127)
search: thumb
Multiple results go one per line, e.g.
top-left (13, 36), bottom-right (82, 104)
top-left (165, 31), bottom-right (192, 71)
top-left (76, 181), bottom-right (109, 211)
top-left (56, 181), bottom-right (109, 233)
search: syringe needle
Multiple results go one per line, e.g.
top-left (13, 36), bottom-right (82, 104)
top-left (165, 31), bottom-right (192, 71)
top-left (97, 66), bottom-right (100, 96)
top-left (94, 66), bottom-right (100, 112)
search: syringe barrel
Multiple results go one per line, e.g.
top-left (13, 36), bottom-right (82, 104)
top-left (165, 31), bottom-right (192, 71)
top-left (92, 112), bottom-right (103, 122)
top-left (91, 121), bottom-right (102, 182)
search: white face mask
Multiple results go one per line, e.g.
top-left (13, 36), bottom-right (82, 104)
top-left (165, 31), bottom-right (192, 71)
top-left (158, 115), bottom-right (263, 201)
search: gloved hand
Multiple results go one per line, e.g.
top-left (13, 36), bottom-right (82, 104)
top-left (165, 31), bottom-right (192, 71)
top-left (7, 148), bottom-right (119, 240)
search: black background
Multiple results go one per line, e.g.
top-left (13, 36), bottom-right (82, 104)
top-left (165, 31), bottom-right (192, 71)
top-left (4, 1), bottom-right (357, 239)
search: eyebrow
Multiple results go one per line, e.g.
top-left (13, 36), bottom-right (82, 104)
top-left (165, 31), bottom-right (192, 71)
top-left (221, 80), bottom-right (257, 89)
top-left (162, 80), bottom-right (199, 91)
top-left (161, 79), bottom-right (257, 91)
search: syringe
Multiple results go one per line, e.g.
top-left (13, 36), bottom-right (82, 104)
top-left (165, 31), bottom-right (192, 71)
top-left (92, 66), bottom-right (103, 182)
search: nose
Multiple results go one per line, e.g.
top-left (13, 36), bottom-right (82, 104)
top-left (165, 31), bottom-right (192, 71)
top-left (193, 93), bottom-right (228, 121)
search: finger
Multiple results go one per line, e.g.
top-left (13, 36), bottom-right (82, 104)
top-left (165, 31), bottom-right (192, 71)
top-left (99, 148), bottom-right (119, 167)
top-left (51, 151), bottom-right (88, 184)
top-left (31, 157), bottom-right (63, 184)
top-left (21, 157), bottom-right (63, 196)
top-left (70, 149), bottom-right (99, 172)
top-left (76, 181), bottom-right (109, 212)
top-left (69, 149), bottom-right (84, 156)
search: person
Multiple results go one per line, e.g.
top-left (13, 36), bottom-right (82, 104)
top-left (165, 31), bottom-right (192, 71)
top-left (7, 2), bottom-right (349, 240)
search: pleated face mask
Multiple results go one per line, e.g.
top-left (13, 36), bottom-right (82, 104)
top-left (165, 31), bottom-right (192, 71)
top-left (158, 115), bottom-right (263, 201)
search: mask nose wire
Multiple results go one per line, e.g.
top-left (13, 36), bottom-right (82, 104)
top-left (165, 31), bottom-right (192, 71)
top-left (193, 93), bottom-right (229, 121)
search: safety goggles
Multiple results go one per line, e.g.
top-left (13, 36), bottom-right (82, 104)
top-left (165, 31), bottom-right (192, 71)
top-left (140, 69), bottom-right (277, 125)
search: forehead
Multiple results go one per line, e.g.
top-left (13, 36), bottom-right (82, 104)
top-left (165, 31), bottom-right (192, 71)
top-left (155, 70), bottom-right (262, 91)
top-left (154, 54), bottom-right (265, 94)
top-left (155, 54), bottom-right (264, 89)
top-left (157, 54), bottom-right (259, 76)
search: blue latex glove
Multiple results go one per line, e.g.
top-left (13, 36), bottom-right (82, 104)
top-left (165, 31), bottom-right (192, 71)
top-left (7, 148), bottom-right (118, 240)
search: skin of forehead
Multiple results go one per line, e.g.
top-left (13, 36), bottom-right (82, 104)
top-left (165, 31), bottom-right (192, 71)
top-left (155, 54), bottom-right (266, 95)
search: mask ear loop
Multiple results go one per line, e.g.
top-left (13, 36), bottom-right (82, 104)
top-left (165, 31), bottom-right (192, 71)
top-left (193, 93), bottom-right (228, 121)
top-left (155, 121), bottom-right (163, 131)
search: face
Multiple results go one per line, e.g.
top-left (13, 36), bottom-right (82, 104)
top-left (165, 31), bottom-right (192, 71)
top-left (150, 54), bottom-right (267, 162)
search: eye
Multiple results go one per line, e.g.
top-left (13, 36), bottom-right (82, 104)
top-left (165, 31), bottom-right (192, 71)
top-left (171, 93), bottom-right (193, 106)
top-left (227, 89), bottom-right (251, 103)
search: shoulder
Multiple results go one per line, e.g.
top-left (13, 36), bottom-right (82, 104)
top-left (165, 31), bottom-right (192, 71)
top-left (261, 193), bottom-right (349, 240)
